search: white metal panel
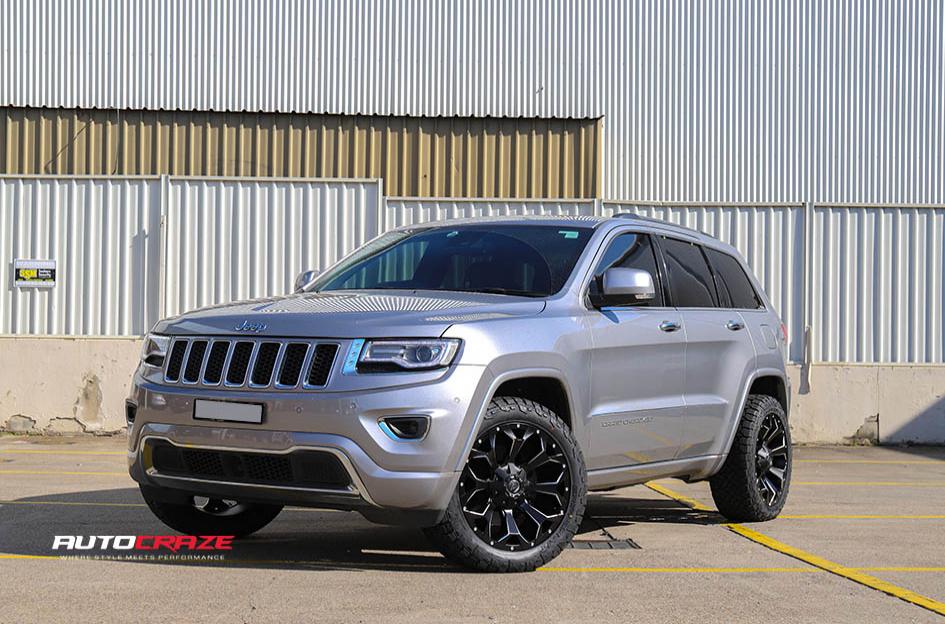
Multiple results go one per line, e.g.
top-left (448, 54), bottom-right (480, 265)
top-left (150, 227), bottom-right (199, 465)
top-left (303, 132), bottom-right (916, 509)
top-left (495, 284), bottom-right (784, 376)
top-left (162, 178), bottom-right (382, 317)
top-left (0, 0), bottom-right (601, 119)
top-left (0, 176), bottom-right (161, 335)
top-left (384, 198), bottom-right (598, 230)
top-left (602, 201), bottom-right (806, 362)
top-left (4, 1), bottom-right (943, 204)
top-left (811, 205), bottom-right (945, 363)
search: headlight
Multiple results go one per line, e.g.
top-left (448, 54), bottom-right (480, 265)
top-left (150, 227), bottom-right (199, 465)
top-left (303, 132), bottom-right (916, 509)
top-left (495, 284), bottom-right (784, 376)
top-left (358, 339), bottom-right (460, 372)
top-left (140, 334), bottom-right (170, 368)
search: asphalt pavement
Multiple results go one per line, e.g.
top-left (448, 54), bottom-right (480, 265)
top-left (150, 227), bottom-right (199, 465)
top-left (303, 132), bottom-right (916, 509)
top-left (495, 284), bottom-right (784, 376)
top-left (2, 436), bottom-right (944, 623)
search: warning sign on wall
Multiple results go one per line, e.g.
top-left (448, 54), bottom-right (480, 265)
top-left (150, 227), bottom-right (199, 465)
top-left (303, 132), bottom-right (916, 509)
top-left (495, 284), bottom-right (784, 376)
top-left (14, 259), bottom-right (56, 288)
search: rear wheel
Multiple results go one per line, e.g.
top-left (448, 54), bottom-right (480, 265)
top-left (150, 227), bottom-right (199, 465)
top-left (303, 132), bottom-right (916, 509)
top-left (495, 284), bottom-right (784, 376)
top-left (710, 394), bottom-right (791, 522)
top-left (423, 397), bottom-right (586, 572)
top-left (140, 485), bottom-right (283, 537)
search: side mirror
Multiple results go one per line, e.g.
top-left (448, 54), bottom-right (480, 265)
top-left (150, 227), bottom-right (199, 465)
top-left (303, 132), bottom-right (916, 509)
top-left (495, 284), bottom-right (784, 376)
top-left (591, 267), bottom-right (656, 307)
top-left (294, 269), bottom-right (320, 293)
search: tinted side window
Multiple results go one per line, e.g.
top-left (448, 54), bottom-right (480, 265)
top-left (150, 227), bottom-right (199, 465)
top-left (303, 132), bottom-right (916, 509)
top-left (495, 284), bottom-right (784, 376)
top-left (592, 232), bottom-right (663, 306)
top-left (660, 237), bottom-right (718, 307)
top-left (706, 248), bottom-right (763, 309)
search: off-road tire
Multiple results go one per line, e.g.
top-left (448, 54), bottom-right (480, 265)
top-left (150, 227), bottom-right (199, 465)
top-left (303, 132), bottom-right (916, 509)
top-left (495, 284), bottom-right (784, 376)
top-left (140, 485), bottom-right (283, 538)
top-left (710, 394), bottom-right (791, 522)
top-left (424, 397), bottom-right (587, 572)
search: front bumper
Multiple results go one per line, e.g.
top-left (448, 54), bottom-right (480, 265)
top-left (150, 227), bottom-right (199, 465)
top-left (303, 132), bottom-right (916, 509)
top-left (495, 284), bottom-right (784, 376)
top-left (127, 363), bottom-right (493, 524)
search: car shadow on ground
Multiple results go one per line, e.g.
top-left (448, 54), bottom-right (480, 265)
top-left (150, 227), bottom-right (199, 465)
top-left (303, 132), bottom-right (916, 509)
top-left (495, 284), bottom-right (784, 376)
top-left (0, 487), bottom-right (720, 572)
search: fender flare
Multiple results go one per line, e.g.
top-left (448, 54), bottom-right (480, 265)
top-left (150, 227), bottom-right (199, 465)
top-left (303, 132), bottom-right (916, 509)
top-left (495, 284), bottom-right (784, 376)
top-left (449, 366), bottom-right (580, 472)
top-left (706, 366), bottom-right (791, 476)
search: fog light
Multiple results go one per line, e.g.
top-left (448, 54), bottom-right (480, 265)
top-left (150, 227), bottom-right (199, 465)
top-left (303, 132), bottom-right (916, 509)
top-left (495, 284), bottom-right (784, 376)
top-left (379, 416), bottom-right (429, 441)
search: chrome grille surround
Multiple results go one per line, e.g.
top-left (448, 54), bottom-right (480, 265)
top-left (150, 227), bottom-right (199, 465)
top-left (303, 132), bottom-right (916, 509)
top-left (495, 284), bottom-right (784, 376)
top-left (162, 337), bottom-right (340, 391)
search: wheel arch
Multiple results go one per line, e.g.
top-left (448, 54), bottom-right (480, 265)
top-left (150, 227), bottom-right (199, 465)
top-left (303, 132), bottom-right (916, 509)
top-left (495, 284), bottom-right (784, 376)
top-left (451, 367), bottom-right (582, 472)
top-left (707, 367), bottom-right (791, 478)
top-left (492, 375), bottom-right (574, 431)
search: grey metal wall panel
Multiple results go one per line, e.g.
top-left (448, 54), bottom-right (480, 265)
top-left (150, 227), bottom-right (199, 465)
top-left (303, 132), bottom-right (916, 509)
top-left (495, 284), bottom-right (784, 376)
top-left (162, 178), bottom-right (382, 318)
top-left (2, 173), bottom-right (941, 363)
top-left (811, 205), bottom-right (945, 363)
top-left (0, 0), bottom-right (602, 119)
top-left (0, 176), bottom-right (161, 335)
top-left (4, 1), bottom-right (943, 204)
top-left (384, 198), bottom-right (598, 230)
top-left (602, 201), bottom-right (806, 362)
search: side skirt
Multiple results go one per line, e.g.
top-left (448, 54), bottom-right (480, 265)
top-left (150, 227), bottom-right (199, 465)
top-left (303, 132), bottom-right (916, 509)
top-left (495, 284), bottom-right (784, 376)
top-left (587, 454), bottom-right (722, 491)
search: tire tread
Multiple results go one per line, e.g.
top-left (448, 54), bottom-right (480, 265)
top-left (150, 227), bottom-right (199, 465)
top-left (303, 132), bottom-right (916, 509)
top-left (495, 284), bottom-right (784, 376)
top-left (709, 394), bottom-right (791, 522)
top-left (423, 396), bottom-right (586, 572)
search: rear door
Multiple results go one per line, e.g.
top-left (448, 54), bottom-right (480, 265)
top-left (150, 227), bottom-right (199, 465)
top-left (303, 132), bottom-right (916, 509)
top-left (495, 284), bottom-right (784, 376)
top-left (704, 246), bottom-right (786, 384)
top-left (587, 230), bottom-right (686, 469)
top-left (657, 236), bottom-right (756, 459)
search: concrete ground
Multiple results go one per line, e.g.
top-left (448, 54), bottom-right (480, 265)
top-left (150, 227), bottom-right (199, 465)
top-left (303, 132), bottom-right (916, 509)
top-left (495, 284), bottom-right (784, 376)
top-left (1, 437), bottom-right (944, 623)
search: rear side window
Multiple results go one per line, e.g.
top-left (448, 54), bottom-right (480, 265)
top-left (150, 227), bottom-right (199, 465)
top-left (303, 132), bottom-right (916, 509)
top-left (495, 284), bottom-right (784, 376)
top-left (659, 237), bottom-right (718, 307)
top-left (593, 232), bottom-right (663, 306)
top-left (706, 248), bottom-right (763, 309)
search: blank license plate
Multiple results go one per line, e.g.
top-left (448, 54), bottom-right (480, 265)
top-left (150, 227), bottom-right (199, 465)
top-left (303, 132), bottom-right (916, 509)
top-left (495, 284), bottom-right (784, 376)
top-left (193, 399), bottom-right (263, 424)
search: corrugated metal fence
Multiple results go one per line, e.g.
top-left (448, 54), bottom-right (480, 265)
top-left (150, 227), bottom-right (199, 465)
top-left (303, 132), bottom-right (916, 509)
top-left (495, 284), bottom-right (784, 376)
top-left (1, 175), bottom-right (942, 364)
top-left (0, 175), bottom-right (383, 335)
top-left (811, 204), bottom-right (945, 363)
top-left (0, 176), bottom-right (160, 335)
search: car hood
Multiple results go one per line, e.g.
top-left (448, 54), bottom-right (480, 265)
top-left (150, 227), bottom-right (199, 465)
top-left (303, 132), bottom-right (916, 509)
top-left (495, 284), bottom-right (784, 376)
top-left (152, 290), bottom-right (546, 338)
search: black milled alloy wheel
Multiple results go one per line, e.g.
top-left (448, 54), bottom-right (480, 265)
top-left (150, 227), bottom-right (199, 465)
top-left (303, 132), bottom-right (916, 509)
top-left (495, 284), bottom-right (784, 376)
top-left (423, 397), bottom-right (586, 572)
top-left (710, 394), bottom-right (792, 522)
top-left (140, 485), bottom-right (283, 538)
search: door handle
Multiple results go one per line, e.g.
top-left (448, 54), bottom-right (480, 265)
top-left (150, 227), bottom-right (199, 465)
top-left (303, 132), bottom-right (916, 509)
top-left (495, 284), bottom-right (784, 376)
top-left (726, 320), bottom-right (745, 331)
top-left (659, 320), bottom-right (681, 333)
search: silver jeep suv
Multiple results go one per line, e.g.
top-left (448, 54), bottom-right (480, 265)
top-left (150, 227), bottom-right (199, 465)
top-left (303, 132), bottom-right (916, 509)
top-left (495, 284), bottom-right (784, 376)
top-left (127, 214), bottom-right (791, 571)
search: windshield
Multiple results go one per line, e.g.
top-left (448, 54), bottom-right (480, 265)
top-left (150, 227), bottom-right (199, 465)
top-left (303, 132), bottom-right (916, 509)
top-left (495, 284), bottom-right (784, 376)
top-left (310, 224), bottom-right (594, 297)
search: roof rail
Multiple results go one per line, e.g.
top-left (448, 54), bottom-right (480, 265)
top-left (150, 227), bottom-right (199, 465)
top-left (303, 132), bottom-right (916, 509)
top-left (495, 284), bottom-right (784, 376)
top-left (611, 212), bottom-right (705, 236)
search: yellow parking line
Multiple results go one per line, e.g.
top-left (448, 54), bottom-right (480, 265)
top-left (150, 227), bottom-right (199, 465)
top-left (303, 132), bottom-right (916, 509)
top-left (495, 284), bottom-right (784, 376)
top-left (781, 514), bottom-right (945, 520)
top-left (645, 480), bottom-right (945, 618)
top-left (0, 449), bottom-right (126, 456)
top-left (727, 524), bottom-right (945, 617)
top-left (539, 566), bottom-right (814, 573)
top-left (796, 459), bottom-right (942, 465)
top-left (794, 481), bottom-right (945, 487)
top-left (644, 482), bottom-right (714, 511)
top-left (0, 470), bottom-right (127, 476)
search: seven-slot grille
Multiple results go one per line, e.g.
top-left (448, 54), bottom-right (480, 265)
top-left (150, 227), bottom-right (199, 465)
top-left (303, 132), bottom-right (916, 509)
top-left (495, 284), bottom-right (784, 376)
top-left (163, 338), bottom-right (339, 390)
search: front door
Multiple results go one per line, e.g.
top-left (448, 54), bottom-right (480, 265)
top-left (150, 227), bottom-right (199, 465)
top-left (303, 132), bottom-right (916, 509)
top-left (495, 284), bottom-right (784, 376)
top-left (587, 231), bottom-right (686, 470)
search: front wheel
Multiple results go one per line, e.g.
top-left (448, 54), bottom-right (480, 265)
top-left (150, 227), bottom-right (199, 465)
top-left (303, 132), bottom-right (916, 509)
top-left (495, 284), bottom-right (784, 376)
top-left (423, 397), bottom-right (586, 572)
top-left (710, 394), bottom-right (792, 522)
top-left (140, 485), bottom-right (283, 538)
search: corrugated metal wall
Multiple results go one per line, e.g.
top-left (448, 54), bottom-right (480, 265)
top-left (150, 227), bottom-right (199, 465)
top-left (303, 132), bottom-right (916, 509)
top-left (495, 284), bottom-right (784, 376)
top-left (163, 178), bottom-right (382, 317)
top-left (384, 198), bottom-right (597, 230)
top-left (2, 175), bottom-right (942, 364)
top-left (0, 175), bottom-right (160, 335)
top-left (3, 0), bottom-right (942, 204)
top-left (0, 107), bottom-right (600, 199)
top-left (811, 205), bottom-right (945, 363)
top-left (0, 176), bottom-right (382, 334)
top-left (601, 201), bottom-right (806, 363)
